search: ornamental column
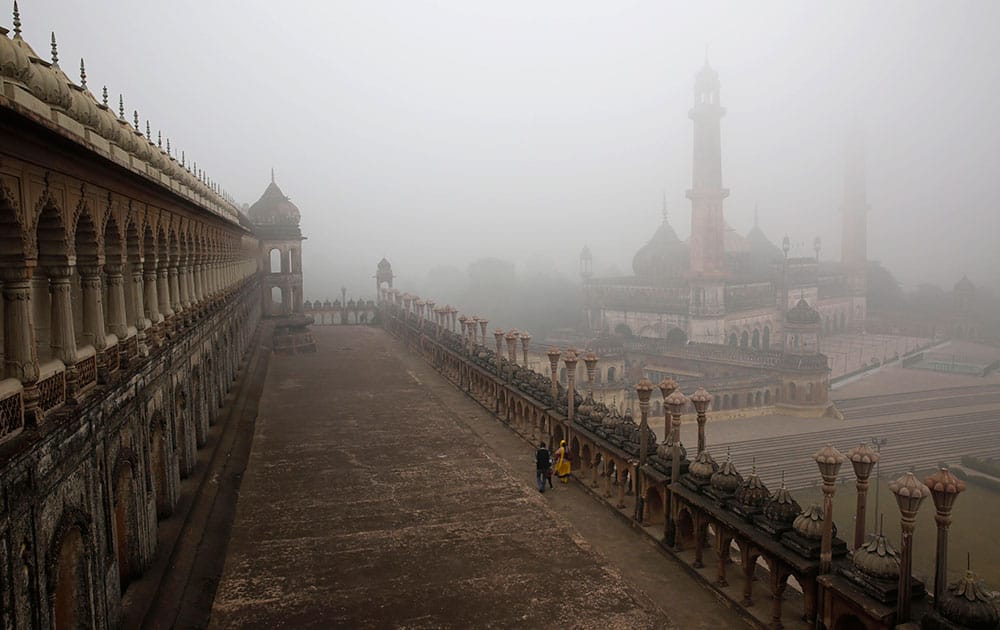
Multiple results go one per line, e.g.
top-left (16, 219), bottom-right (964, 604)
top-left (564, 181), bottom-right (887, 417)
top-left (520, 332), bottom-right (531, 368)
top-left (563, 351), bottom-right (578, 424)
top-left (924, 467), bottom-right (964, 613)
top-left (547, 347), bottom-right (561, 404)
top-left (193, 261), bottom-right (204, 303)
top-left (1, 267), bottom-right (39, 383)
top-left (178, 262), bottom-right (191, 311)
top-left (129, 264), bottom-right (148, 333)
top-left (890, 472), bottom-right (930, 623)
top-left (167, 263), bottom-right (182, 317)
top-left (505, 329), bottom-right (518, 365)
top-left (48, 267), bottom-right (78, 365)
top-left (583, 352), bottom-right (598, 400)
top-left (847, 443), bottom-right (879, 549)
top-left (79, 266), bottom-right (108, 351)
top-left (814, 444), bottom-right (845, 574)
top-left (634, 377), bottom-right (654, 523)
top-left (665, 390), bottom-right (688, 548)
top-left (184, 263), bottom-right (197, 308)
top-left (157, 266), bottom-right (173, 321)
top-left (103, 264), bottom-right (128, 338)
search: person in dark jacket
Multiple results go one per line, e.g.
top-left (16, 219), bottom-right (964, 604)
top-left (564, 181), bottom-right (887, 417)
top-left (535, 442), bottom-right (551, 493)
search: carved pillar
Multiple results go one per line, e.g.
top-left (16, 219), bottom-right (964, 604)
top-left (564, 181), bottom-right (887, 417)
top-left (716, 531), bottom-right (730, 587)
top-left (184, 264), bottom-right (197, 309)
top-left (103, 265), bottom-right (128, 338)
top-left (79, 266), bottom-right (108, 351)
top-left (192, 263), bottom-right (204, 304)
top-left (178, 264), bottom-right (191, 310)
top-left (48, 267), bottom-right (78, 365)
top-left (741, 548), bottom-right (755, 607)
top-left (925, 468), bottom-right (965, 612)
top-left (143, 262), bottom-right (161, 326)
top-left (130, 266), bottom-right (148, 333)
top-left (770, 571), bottom-right (788, 630)
top-left (564, 351), bottom-right (578, 424)
top-left (693, 519), bottom-right (705, 568)
top-left (1, 268), bottom-right (39, 383)
top-left (168, 264), bottom-right (182, 317)
top-left (157, 267), bottom-right (173, 321)
top-left (616, 469), bottom-right (626, 509)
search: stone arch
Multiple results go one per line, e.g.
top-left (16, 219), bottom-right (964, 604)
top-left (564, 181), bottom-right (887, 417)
top-left (175, 387), bottom-right (194, 478)
top-left (644, 486), bottom-right (665, 524)
top-left (751, 328), bottom-right (760, 350)
top-left (268, 247), bottom-right (281, 274)
top-left (607, 366), bottom-right (616, 382)
top-left (806, 382), bottom-right (814, 402)
top-left (552, 423), bottom-right (565, 446)
top-left (728, 332), bottom-right (737, 347)
top-left (149, 412), bottom-right (171, 518)
top-left (0, 181), bottom-right (28, 265)
top-left (614, 323), bottom-right (633, 337)
top-left (788, 382), bottom-right (797, 402)
top-left (676, 505), bottom-right (695, 549)
top-left (755, 391), bottom-right (762, 406)
top-left (740, 330), bottom-right (749, 348)
top-left (722, 394), bottom-right (730, 409)
top-left (111, 448), bottom-right (140, 591)
top-left (762, 325), bottom-right (771, 350)
top-left (570, 436), bottom-right (581, 464)
top-left (764, 389), bottom-right (771, 405)
top-left (46, 506), bottom-right (95, 630)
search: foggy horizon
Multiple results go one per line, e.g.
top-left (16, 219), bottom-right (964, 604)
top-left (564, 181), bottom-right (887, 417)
top-left (23, 0), bottom-right (1000, 300)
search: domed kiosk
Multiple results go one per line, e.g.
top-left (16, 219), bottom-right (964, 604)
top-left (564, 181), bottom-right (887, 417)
top-left (252, 172), bottom-right (315, 353)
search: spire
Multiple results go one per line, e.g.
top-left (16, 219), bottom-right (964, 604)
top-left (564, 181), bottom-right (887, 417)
top-left (132, 110), bottom-right (139, 131)
top-left (79, 58), bottom-right (87, 89)
top-left (12, 1), bottom-right (21, 38)
top-left (145, 120), bottom-right (151, 140)
top-left (157, 130), bottom-right (162, 149)
top-left (181, 150), bottom-right (185, 167)
top-left (271, 167), bottom-right (275, 184)
top-left (50, 32), bottom-right (59, 67)
top-left (118, 94), bottom-right (124, 119)
top-left (166, 137), bottom-right (171, 156)
top-left (101, 86), bottom-right (108, 107)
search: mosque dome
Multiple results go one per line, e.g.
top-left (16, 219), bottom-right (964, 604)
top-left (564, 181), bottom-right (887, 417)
top-left (762, 481), bottom-right (801, 526)
top-left (954, 275), bottom-right (976, 293)
top-left (792, 504), bottom-right (831, 540)
top-left (786, 298), bottom-right (821, 325)
top-left (0, 26), bottom-right (32, 86)
top-left (656, 435), bottom-right (687, 462)
top-left (938, 570), bottom-right (999, 630)
top-left (249, 177), bottom-right (301, 226)
top-left (710, 454), bottom-right (742, 493)
top-left (688, 450), bottom-right (718, 481)
top-left (21, 41), bottom-right (71, 111)
top-left (735, 465), bottom-right (771, 508)
top-left (851, 532), bottom-right (899, 580)
top-left (632, 215), bottom-right (689, 281)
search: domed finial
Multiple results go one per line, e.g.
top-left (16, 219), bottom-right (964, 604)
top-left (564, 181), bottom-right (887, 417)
top-left (133, 110), bottom-right (139, 131)
top-left (166, 137), bottom-right (171, 156)
top-left (79, 58), bottom-right (87, 89)
top-left (118, 94), bottom-right (124, 119)
top-left (101, 86), bottom-right (108, 107)
top-left (12, 1), bottom-right (21, 38)
top-left (181, 150), bottom-right (185, 167)
top-left (145, 120), bottom-right (151, 140)
top-left (157, 130), bottom-right (162, 148)
top-left (50, 32), bottom-right (58, 66)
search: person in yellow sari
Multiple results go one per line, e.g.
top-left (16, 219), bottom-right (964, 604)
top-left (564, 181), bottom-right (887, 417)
top-left (553, 440), bottom-right (571, 483)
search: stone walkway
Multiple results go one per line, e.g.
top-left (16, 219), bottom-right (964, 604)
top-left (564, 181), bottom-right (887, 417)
top-left (212, 326), bottom-right (744, 629)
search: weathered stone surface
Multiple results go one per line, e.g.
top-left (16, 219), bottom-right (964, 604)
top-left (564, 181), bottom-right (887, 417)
top-left (211, 326), bottom-right (669, 628)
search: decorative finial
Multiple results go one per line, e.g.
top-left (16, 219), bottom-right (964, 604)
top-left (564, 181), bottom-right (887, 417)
top-left (12, 1), bottom-right (21, 38)
top-left (118, 94), bottom-right (124, 119)
top-left (181, 150), bottom-right (185, 167)
top-left (50, 32), bottom-right (60, 66)
top-left (145, 120), bottom-right (151, 140)
top-left (133, 110), bottom-right (139, 131)
top-left (157, 130), bottom-right (162, 148)
top-left (166, 137), bottom-right (171, 156)
top-left (101, 86), bottom-right (108, 107)
top-left (79, 59), bottom-right (87, 89)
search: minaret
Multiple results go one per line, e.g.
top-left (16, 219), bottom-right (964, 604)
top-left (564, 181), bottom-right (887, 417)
top-left (841, 124), bottom-right (868, 267)
top-left (687, 58), bottom-right (729, 276)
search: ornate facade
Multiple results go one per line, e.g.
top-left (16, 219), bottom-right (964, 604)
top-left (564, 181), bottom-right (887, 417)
top-left (0, 12), bottom-right (299, 627)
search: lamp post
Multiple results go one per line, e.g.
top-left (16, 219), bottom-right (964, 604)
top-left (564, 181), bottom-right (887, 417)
top-left (813, 444), bottom-right (845, 574)
top-left (583, 352), bottom-right (598, 400)
top-left (689, 386), bottom-right (712, 456)
top-left (890, 472), bottom-right (931, 623)
top-left (547, 347), bottom-right (561, 404)
top-left (563, 351), bottom-right (578, 424)
top-left (634, 377), bottom-right (654, 523)
top-left (505, 329), bottom-right (518, 365)
top-left (664, 390), bottom-right (688, 548)
top-left (479, 318), bottom-right (488, 349)
top-left (847, 442), bottom-right (879, 550)
top-left (924, 467), bottom-right (965, 612)
top-left (520, 332), bottom-right (531, 369)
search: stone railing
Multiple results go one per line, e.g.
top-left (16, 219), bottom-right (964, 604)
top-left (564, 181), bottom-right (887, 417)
top-left (37, 360), bottom-right (67, 414)
top-left (0, 378), bottom-right (24, 443)
top-left (76, 346), bottom-right (98, 393)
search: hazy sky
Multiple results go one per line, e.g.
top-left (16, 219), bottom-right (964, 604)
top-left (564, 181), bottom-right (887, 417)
top-left (21, 1), bottom-right (1000, 299)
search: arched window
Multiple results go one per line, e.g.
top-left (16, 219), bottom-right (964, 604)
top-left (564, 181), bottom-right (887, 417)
top-left (763, 326), bottom-right (771, 350)
top-left (789, 382), bottom-right (797, 401)
top-left (751, 329), bottom-right (760, 350)
top-left (607, 367), bottom-right (616, 382)
top-left (268, 248), bottom-right (281, 274)
top-left (728, 333), bottom-right (738, 347)
top-left (764, 390), bottom-right (771, 405)
top-left (740, 331), bottom-right (749, 348)
top-left (807, 382), bottom-right (814, 401)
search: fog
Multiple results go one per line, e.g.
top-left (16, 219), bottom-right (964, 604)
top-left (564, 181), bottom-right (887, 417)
top-left (25, 1), bottom-right (1000, 302)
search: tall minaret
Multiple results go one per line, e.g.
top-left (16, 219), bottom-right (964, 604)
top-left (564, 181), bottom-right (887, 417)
top-left (841, 124), bottom-right (868, 267)
top-left (687, 59), bottom-right (729, 276)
